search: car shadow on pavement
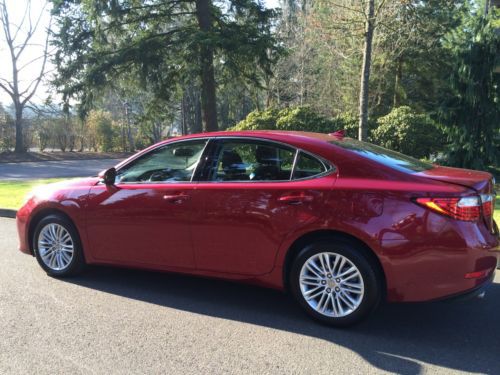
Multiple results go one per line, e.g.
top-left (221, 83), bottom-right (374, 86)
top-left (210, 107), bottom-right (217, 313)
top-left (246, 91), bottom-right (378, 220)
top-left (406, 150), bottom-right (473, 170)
top-left (64, 266), bottom-right (500, 374)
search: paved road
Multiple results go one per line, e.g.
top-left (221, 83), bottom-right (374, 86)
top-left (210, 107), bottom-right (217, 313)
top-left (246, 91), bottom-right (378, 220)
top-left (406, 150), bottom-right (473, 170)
top-left (0, 159), bottom-right (124, 180)
top-left (0, 217), bottom-right (499, 374)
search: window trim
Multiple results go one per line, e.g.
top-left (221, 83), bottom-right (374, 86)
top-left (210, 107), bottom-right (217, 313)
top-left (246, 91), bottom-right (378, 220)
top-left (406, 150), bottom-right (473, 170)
top-left (110, 138), bottom-right (211, 186)
top-left (200, 136), bottom-right (336, 184)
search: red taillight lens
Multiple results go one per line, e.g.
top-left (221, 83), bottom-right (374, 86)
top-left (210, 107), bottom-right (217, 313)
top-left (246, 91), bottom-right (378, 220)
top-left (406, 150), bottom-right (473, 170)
top-left (415, 196), bottom-right (481, 221)
top-left (480, 194), bottom-right (494, 217)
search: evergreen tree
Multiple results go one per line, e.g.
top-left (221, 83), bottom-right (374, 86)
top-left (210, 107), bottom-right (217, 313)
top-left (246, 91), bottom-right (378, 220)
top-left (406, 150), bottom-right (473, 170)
top-left (440, 2), bottom-right (500, 168)
top-left (50, 0), bottom-right (279, 132)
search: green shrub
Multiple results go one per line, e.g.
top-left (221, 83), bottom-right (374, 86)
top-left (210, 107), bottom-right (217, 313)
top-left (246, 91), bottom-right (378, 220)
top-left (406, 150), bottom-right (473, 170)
top-left (372, 106), bottom-right (445, 159)
top-left (231, 108), bottom-right (280, 131)
top-left (275, 106), bottom-right (336, 133)
top-left (231, 106), bottom-right (353, 134)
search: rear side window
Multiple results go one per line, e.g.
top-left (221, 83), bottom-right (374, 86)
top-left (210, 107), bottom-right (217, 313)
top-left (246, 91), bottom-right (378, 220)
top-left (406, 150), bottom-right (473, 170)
top-left (329, 138), bottom-right (433, 173)
top-left (293, 152), bottom-right (327, 179)
top-left (210, 140), bottom-right (295, 181)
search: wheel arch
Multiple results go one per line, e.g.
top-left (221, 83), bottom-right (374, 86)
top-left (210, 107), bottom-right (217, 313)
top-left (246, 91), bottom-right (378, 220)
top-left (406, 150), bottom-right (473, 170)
top-left (28, 208), bottom-right (79, 256)
top-left (282, 230), bottom-right (387, 298)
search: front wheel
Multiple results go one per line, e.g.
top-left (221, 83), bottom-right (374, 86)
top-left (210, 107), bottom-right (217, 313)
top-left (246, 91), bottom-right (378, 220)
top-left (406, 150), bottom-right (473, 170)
top-left (289, 240), bottom-right (381, 327)
top-left (33, 214), bottom-right (85, 277)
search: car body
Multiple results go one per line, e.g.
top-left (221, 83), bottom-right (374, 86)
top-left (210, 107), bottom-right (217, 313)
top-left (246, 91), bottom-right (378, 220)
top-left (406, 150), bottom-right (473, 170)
top-left (16, 131), bottom-right (499, 325)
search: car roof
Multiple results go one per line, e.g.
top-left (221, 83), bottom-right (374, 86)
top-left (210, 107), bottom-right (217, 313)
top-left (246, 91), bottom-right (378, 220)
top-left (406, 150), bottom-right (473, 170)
top-left (164, 130), bottom-right (342, 150)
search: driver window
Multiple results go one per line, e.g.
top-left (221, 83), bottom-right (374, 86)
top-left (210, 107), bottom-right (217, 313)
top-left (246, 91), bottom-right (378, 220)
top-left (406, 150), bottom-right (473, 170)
top-left (116, 140), bottom-right (207, 183)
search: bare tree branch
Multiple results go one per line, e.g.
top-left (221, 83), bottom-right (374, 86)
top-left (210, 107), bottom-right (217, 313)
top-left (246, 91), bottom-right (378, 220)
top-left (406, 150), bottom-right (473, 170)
top-left (0, 0), bottom-right (52, 152)
top-left (21, 16), bottom-right (51, 107)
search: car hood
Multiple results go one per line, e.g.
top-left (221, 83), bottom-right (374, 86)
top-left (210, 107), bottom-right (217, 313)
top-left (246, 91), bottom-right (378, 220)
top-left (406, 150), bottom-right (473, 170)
top-left (43, 177), bottom-right (101, 189)
top-left (29, 177), bottom-right (100, 197)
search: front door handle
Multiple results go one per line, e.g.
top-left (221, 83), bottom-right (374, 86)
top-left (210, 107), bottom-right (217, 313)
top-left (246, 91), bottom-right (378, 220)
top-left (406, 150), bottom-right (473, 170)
top-left (278, 192), bottom-right (314, 205)
top-left (163, 193), bottom-right (190, 204)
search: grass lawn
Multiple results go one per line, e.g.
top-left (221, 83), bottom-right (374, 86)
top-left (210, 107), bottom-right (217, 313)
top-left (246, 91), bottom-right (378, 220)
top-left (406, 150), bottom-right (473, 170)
top-left (0, 179), bottom-right (65, 210)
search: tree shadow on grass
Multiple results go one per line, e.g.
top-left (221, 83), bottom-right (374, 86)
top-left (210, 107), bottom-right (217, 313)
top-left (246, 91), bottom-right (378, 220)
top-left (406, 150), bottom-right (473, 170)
top-left (64, 266), bottom-right (500, 374)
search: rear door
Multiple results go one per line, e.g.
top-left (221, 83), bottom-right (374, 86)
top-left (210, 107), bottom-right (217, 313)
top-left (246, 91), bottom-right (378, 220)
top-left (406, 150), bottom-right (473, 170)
top-left (189, 137), bottom-right (337, 275)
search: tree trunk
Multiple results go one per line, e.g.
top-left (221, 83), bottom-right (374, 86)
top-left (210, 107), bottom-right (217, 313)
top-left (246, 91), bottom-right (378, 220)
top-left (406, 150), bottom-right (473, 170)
top-left (393, 57), bottom-right (403, 108)
top-left (181, 93), bottom-right (187, 136)
top-left (194, 91), bottom-right (203, 133)
top-left (124, 103), bottom-right (135, 151)
top-left (358, 0), bottom-right (375, 141)
top-left (14, 103), bottom-right (24, 152)
top-left (195, 0), bottom-right (218, 132)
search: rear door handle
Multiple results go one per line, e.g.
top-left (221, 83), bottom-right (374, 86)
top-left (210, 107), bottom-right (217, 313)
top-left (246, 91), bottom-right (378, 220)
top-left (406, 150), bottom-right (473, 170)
top-left (278, 193), bottom-right (314, 205)
top-left (163, 193), bottom-right (190, 204)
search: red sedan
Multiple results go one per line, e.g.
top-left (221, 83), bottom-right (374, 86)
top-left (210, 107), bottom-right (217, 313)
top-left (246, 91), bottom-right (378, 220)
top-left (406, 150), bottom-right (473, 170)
top-left (16, 131), bottom-right (499, 326)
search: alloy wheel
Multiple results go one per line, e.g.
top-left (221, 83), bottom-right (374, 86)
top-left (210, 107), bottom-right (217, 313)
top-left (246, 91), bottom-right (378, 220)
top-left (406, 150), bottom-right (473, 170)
top-left (299, 252), bottom-right (364, 317)
top-left (37, 223), bottom-right (74, 271)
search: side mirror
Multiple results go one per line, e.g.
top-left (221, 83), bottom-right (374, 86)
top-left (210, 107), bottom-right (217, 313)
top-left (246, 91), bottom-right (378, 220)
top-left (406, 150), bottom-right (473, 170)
top-left (99, 167), bottom-right (117, 185)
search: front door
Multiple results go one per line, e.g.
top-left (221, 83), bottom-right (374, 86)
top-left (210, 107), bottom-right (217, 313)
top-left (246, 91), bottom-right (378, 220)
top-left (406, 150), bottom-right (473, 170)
top-left (85, 138), bottom-right (209, 268)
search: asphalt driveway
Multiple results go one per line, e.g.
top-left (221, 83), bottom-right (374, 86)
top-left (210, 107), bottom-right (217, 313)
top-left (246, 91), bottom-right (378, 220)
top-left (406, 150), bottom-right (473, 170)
top-left (0, 158), bottom-right (123, 180)
top-left (0, 217), bottom-right (499, 374)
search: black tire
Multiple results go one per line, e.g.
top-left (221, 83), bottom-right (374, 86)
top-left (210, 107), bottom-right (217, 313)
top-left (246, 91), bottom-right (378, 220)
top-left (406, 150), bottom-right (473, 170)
top-left (289, 239), bottom-right (381, 327)
top-left (33, 214), bottom-right (86, 277)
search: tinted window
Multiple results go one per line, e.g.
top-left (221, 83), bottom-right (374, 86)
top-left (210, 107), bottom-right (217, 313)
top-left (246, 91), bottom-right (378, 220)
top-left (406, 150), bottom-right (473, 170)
top-left (210, 140), bottom-right (295, 181)
top-left (329, 138), bottom-right (433, 173)
top-left (116, 139), bottom-right (207, 183)
top-left (293, 152), bottom-right (327, 179)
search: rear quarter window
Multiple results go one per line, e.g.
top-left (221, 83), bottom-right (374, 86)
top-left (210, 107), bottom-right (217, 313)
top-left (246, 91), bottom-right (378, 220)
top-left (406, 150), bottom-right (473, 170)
top-left (293, 152), bottom-right (328, 179)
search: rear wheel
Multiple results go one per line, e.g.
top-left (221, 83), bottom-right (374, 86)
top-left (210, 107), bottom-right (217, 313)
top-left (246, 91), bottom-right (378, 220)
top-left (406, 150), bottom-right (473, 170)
top-left (33, 214), bottom-right (85, 277)
top-left (289, 239), bottom-right (381, 327)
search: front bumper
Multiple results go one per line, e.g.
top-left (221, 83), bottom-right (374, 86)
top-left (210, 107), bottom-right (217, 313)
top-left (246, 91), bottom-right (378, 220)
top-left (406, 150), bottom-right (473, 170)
top-left (16, 202), bottom-right (32, 255)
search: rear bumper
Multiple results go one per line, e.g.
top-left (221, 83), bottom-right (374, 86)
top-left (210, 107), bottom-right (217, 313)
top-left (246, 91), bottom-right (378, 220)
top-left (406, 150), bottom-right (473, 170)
top-left (380, 219), bottom-right (499, 302)
top-left (436, 270), bottom-right (495, 302)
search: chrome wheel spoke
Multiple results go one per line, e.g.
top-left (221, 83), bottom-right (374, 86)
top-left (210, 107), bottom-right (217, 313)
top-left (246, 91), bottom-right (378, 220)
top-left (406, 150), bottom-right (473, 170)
top-left (338, 292), bottom-right (356, 310)
top-left (337, 266), bottom-right (357, 279)
top-left (334, 257), bottom-right (346, 277)
top-left (341, 281), bottom-right (363, 294)
top-left (316, 292), bottom-right (329, 313)
top-left (304, 286), bottom-right (324, 300)
top-left (310, 260), bottom-right (325, 277)
top-left (300, 251), bottom-right (364, 318)
top-left (305, 263), bottom-right (323, 279)
top-left (41, 249), bottom-right (55, 263)
top-left (60, 251), bottom-right (71, 264)
top-left (319, 253), bottom-right (332, 275)
top-left (300, 275), bottom-right (322, 286)
top-left (332, 294), bottom-right (340, 316)
top-left (50, 252), bottom-right (58, 269)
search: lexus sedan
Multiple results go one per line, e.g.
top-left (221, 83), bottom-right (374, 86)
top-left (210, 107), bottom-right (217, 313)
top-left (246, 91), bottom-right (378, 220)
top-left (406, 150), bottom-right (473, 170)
top-left (16, 131), bottom-right (499, 326)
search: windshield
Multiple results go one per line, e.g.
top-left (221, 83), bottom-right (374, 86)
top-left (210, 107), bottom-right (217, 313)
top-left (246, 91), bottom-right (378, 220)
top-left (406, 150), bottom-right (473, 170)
top-left (329, 138), bottom-right (434, 173)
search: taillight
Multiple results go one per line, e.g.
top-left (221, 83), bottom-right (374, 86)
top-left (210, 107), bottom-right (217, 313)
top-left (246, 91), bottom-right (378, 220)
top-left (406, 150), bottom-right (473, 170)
top-left (480, 194), bottom-right (494, 217)
top-left (415, 196), bottom-right (481, 221)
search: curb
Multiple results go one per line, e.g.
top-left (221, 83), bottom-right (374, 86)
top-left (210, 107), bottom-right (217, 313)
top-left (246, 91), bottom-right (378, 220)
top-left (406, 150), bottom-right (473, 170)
top-left (0, 209), bottom-right (17, 218)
